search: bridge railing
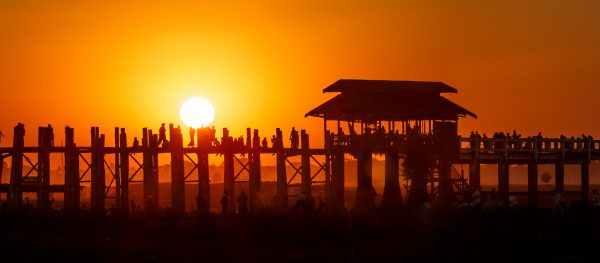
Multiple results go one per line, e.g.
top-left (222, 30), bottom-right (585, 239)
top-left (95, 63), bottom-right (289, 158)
top-left (459, 136), bottom-right (600, 155)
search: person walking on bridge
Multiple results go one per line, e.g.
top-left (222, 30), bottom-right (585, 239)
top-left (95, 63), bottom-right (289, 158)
top-left (158, 123), bottom-right (167, 147)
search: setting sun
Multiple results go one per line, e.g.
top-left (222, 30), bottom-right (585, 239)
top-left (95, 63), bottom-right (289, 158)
top-left (180, 96), bottom-right (215, 128)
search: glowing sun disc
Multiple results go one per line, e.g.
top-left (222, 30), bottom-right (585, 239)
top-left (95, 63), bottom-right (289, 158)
top-left (180, 97), bottom-right (215, 128)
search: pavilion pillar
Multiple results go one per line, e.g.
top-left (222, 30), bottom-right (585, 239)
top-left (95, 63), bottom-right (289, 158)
top-left (381, 152), bottom-right (402, 210)
top-left (354, 152), bottom-right (374, 212)
top-left (331, 150), bottom-right (345, 210)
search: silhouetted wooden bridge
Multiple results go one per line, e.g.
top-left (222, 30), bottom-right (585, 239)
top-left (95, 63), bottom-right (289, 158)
top-left (1, 123), bottom-right (598, 215)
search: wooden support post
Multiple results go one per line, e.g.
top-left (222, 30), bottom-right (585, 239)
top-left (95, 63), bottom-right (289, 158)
top-left (498, 160), bottom-right (509, 206)
top-left (142, 128), bottom-right (152, 209)
top-left (91, 127), bottom-right (106, 215)
top-left (223, 128), bottom-right (235, 214)
top-left (197, 128), bottom-right (210, 214)
top-left (64, 127), bottom-right (80, 212)
top-left (8, 123), bottom-right (25, 210)
top-left (37, 126), bottom-right (50, 210)
top-left (528, 155), bottom-right (538, 209)
top-left (119, 128), bottom-right (129, 214)
top-left (249, 129), bottom-right (261, 213)
top-left (151, 132), bottom-right (159, 210)
top-left (300, 130), bottom-right (311, 198)
top-left (382, 152), bottom-right (402, 210)
top-left (555, 162), bottom-right (565, 194)
top-left (143, 128), bottom-right (159, 211)
top-left (275, 128), bottom-right (288, 209)
top-left (354, 152), bottom-right (374, 212)
top-left (469, 139), bottom-right (481, 191)
top-left (582, 161), bottom-right (590, 204)
top-left (556, 139), bottom-right (565, 193)
top-left (114, 127), bottom-right (121, 210)
top-left (169, 124), bottom-right (186, 214)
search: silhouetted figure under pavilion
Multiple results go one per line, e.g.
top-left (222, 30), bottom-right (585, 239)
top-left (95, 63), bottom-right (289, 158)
top-left (305, 79), bottom-right (476, 211)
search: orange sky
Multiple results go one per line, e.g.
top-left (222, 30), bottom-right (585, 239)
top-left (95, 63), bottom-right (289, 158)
top-left (1, 1), bottom-right (600, 148)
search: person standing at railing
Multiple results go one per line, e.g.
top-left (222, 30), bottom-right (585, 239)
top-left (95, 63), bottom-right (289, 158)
top-left (469, 131), bottom-right (476, 150)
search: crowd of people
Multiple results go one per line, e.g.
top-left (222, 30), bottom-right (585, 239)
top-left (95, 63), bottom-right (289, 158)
top-left (468, 130), bottom-right (596, 151)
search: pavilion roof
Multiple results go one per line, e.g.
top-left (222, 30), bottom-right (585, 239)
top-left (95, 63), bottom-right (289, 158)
top-left (306, 79), bottom-right (476, 121)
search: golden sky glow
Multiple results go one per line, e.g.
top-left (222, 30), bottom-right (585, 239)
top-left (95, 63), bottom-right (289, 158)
top-left (1, 1), bottom-right (600, 147)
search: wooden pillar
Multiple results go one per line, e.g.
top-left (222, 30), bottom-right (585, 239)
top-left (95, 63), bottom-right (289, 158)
top-left (8, 123), bottom-right (25, 209)
top-left (197, 128), bottom-right (210, 214)
top-left (300, 130), bottom-right (311, 198)
top-left (582, 161), bottom-right (590, 204)
top-left (223, 128), bottom-right (235, 214)
top-left (498, 160), bottom-right (509, 206)
top-left (469, 140), bottom-right (481, 191)
top-left (151, 132), bottom-right (160, 210)
top-left (275, 128), bottom-right (288, 209)
top-left (143, 128), bottom-right (158, 211)
top-left (331, 151), bottom-right (345, 210)
top-left (528, 156), bottom-right (538, 209)
top-left (382, 152), bottom-right (402, 210)
top-left (91, 127), bottom-right (106, 215)
top-left (170, 124), bottom-right (186, 214)
top-left (555, 139), bottom-right (565, 193)
top-left (249, 129), bottom-right (261, 213)
top-left (119, 128), bottom-right (129, 214)
top-left (37, 126), bottom-right (50, 210)
top-left (555, 162), bottom-right (565, 193)
top-left (354, 152), bottom-right (374, 212)
top-left (64, 127), bottom-right (75, 212)
top-left (114, 127), bottom-right (121, 210)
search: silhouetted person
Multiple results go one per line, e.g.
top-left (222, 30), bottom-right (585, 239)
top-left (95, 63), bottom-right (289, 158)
top-left (472, 186), bottom-right (482, 213)
top-left (553, 188), bottom-right (565, 217)
top-left (0, 130), bottom-right (3, 143)
top-left (146, 195), bottom-right (156, 219)
top-left (131, 199), bottom-right (137, 215)
top-left (490, 188), bottom-right (497, 203)
top-left (295, 190), bottom-right (308, 213)
top-left (188, 128), bottom-right (196, 147)
top-left (271, 135), bottom-right (277, 148)
top-left (158, 123), bottom-right (167, 146)
top-left (237, 191), bottom-right (248, 215)
top-left (196, 194), bottom-right (208, 216)
top-left (593, 189), bottom-right (600, 206)
top-left (132, 137), bottom-right (140, 149)
top-left (220, 191), bottom-right (229, 215)
top-left (261, 137), bottom-right (268, 149)
top-left (290, 127), bottom-right (299, 149)
top-left (47, 124), bottom-right (54, 146)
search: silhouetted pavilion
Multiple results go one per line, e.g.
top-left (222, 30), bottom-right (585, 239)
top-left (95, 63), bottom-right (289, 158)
top-left (306, 79), bottom-right (477, 209)
top-left (306, 79), bottom-right (476, 141)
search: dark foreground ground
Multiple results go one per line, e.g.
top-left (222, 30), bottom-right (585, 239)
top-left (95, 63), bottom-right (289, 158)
top-left (1, 206), bottom-right (600, 262)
